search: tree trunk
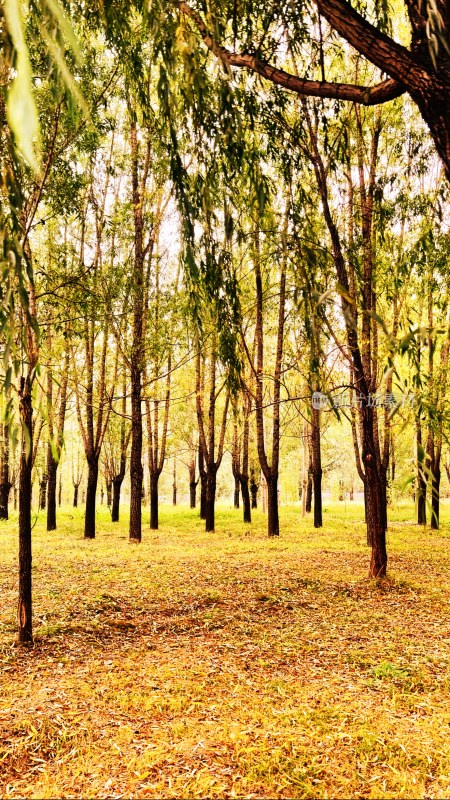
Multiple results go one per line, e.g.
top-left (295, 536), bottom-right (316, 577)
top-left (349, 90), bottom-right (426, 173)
top-left (129, 380), bottom-right (143, 542)
top-left (305, 471), bottom-right (313, 513)
top-left (205, 469), bottom-right (216, 532)
top-left (189, 481), bottom-right (197, 509)
top-left (365, 455), bottom-right (387, 578)
top-left (250, 468), bottom-right (258, 508)
top-left (240, 476), bottom-right (251, 523)
top-left (150, 472), bottom-right (159, 530)
top-left (84, 460), bottom-right (98, 539)
top-left (39, 475), bottom-right (47, 510)
top-left (234, 476), bottom-right (240, 509)
top-left (129, 114), bottom-right (144, 544)
top-left (106, 481), bottom-right (112, 507)
top-left (0, 482), bottom-right (11, 520)
top-left (431, 460), bottom-right (440, 530)
top-left (0, 424), bottom-right (11, 520)
top-left (311, 406), bottom-right (322, 528)
top-left (267, 475), bottom-right (279, 537)
top-left (199, 445), bottom-right (207, 520)
top-left (313, 471), bottom-right (322, 528)
top-left (18, 390), bottom-right (33, 644)
top-left (111, 477), bottom-right (123, 522)
top-left (46, 450), bottom-right (57, 531)
top-left (416, 424), bottom-right (427, 525)
top-left (73, 483), bottom-right (79, 508)
top-left (58, 475), bottom-right (62, 506)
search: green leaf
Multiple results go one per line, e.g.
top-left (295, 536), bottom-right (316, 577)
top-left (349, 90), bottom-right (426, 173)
top-left (38, 22), bottom-right (91, 123)
top-left (44, 0), bottom-right (83, 64)
top-left (4, 0), bottom-right (41, 171)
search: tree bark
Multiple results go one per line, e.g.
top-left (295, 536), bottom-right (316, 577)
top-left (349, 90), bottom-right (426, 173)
top-left (129, 115), bottom-right (144, 544)
top-left (84, 460), bottom-right (98, 539)
top-left (47, 453), bottom-right (58, 530)
top-left (0, 424), bottom-right (11, 520)
top-left (233, 476), bottom-right (240, 508)
top-left (39, 475), bottom-right (47, 510)
top-left (240, 476), bottom-right (251, 523)
top-left (18, 388), bottom-right (33, 644)
top-left (111, 477), bottom-right (122, 522)
top-left (250, 467), bottom-right (258, 508)
top-left (205, 469), bottom-right (216, 533)
top-left (150, 472), bottom-right (159, 530)
top-left (311, 405), bottom-right (322, 528)
top-left (267, 475), bottom-right (279, 537)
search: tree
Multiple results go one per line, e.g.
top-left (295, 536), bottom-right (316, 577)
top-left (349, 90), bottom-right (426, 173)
top-left (178, 0), bottom-right (450, 179)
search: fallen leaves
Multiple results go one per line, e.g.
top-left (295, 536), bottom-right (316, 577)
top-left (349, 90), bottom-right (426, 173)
top-left (0, 503), bottom-right (450, 797)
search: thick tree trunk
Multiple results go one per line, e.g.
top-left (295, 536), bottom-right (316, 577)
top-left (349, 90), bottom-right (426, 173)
top-left (267, 475), bottom-right (279, 537)
top-left (205, 469), bottom-right (216, 532)
top-left (189, 481), bottom-right (197, 509)
top-left (150, 472), bottom-right (159, 530)
top-left (240, 476), bottom-right (251, 523)
top-left (106, 481), bottom-right (112, 507)
top-left (18, 391), bottom-right (33, 644)
top-left (84, 460), bottom-right (98, 539)
top-left (47, 451), bottom-right (58, 531)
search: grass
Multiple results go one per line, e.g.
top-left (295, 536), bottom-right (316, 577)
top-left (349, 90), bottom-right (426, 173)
top-left (1, 500), bottom-right (450, 798)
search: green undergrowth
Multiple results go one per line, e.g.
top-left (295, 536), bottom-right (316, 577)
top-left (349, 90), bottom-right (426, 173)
top-left (0, 501), bottom-right (450, 798)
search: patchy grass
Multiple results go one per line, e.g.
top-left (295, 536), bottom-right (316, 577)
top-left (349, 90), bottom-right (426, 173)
top-left (1, 501), bottom-right (450, 798)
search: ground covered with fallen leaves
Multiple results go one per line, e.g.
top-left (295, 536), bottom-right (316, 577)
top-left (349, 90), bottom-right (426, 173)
top-left (1, 501), bottom-right (450, 798)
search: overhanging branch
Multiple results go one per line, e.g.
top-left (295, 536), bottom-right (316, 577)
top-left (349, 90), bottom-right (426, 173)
top-left (178, 2), bottom-right (406, 106)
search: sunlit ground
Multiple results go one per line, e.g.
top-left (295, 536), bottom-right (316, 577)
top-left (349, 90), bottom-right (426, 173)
top-left (1, 500), bottom-right (449, 798)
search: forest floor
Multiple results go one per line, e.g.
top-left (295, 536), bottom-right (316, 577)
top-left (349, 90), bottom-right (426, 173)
top-left (1, 501), bottom-right (450, 798)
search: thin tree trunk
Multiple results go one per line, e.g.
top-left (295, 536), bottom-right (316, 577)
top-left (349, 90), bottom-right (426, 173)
top-left (240, 476), bottom-right (251, 523)
top-left (18, 388), bottom-right (33, 644)
top-left (111, 477), bottom-right (122, 522)
top-left (234, 476), bottom-right (240, 508)
top-left (311, 405), bottom-right (322, 528)
top-left (416, 423), bottom-right (427, 525)
top-left (172, 456), bottom-right (177, 506)
top-left (0, 424), bottom-right (11, 520)
top-left (47, 453), bottom-right (57, 530)
top-left (250, 467), bottom-right (258, 508)
top-left (73, 483), bottom-right (79, 508)
top-left (150, 472), bottom-right (159, 530)
top-left (39, 475), bottom-right (47, 510)
top-left (129, 113), bottom-right (144, 544)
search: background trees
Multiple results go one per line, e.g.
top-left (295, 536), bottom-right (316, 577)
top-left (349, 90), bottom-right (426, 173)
top-left (2, 0), bottom-right (450, 642)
